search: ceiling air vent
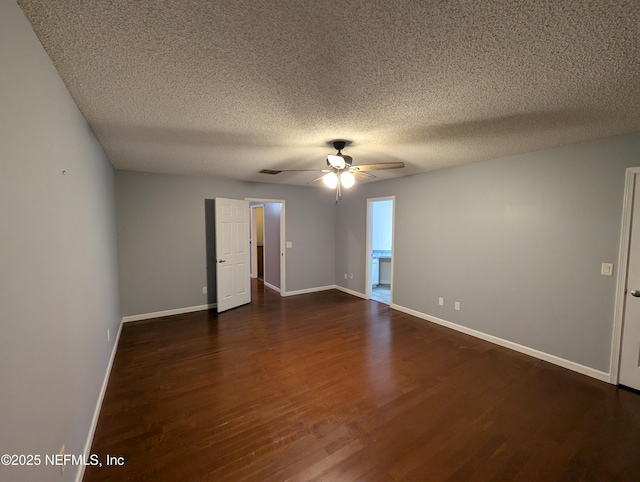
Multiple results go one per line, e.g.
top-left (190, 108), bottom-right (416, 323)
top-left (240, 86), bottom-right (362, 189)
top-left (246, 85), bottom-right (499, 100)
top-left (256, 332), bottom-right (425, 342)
top-left (259, 169), bottom-right (282, 175)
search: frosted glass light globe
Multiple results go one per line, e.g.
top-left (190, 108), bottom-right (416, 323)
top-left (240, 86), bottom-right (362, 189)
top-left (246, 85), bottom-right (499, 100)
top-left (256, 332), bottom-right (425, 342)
top-left (323, 172), bottom-right (338, 189)
top-left (340, 171), bottom-right (355, 188)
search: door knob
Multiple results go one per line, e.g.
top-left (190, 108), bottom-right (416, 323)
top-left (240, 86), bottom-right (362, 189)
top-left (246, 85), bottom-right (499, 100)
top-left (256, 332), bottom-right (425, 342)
top-left (631, 290), bottom-right (640, 297)
top-left (218, 259), bottom-right (226, 263)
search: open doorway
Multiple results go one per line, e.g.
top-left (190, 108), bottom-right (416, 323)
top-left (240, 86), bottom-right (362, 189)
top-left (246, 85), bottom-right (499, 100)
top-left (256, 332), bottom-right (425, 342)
top-left (250, 205), bottom-right (264, 279)
top-left (366, 197), bottom-right (395, 305)
top-left (248, 199), bottom-right (285, 294)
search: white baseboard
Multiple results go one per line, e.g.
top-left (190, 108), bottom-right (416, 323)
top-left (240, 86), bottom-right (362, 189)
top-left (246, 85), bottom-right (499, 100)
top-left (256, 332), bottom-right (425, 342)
top-left (283, 284), bottom-right (367, 299)
top-left (122, 303), bottom-right (216, 323)
top-left (282, 285), bottom-right (335, 297)
top-left (263, 281), bottom-right (281, 293)
top-left (75, 319), bottom-right (123, 482)
top-left (334, 285), bottom-right (368, 299)
top-left (390, 303), bottom-right (611, 383)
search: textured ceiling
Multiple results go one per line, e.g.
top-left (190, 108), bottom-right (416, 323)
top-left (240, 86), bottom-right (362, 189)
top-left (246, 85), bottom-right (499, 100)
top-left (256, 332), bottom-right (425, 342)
top-left (17, 0), bottom-right (640, 186)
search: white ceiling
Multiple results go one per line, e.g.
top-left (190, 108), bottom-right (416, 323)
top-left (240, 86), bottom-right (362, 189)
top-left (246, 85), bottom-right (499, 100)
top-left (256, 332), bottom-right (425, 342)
top-left (18, 0), bottom-right (640, 186)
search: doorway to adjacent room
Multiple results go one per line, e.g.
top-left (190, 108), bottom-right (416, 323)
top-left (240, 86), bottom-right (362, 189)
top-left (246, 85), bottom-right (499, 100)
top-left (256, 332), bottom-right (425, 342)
top-left (366, 197), bottom-right (395, 305)
top-left (248, 199), bottom-right (285, 294)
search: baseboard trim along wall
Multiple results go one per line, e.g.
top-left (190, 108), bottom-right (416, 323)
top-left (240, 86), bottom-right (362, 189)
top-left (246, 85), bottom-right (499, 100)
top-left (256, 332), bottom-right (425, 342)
top-left (282, 285), bottom-right (335, 297)
top-left (76, 320), bottom-right (124, 482)
top-left (334, 285), bottom-right (368, 299)
top-left (122, 303), bottom-right (217, 322)
top-left (390, 303), bottom-right (611, 383)
top-left (263, 281), bottom-right (281, 293)
top-left (283, 285), bottom-right (367, 299)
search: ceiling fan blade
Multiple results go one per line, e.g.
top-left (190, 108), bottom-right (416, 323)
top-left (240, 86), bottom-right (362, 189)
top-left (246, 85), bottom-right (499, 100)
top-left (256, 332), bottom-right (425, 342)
top-left (260, 168), bottom-right (330, 174)
top-left (352, 162), bottom-right (405, 171)
top-left (308, 174), bottom-right (327, 185)
top-left (327, 155), bottom-right (346, 169)
top-left (353, 171), bottom-right (376, 180)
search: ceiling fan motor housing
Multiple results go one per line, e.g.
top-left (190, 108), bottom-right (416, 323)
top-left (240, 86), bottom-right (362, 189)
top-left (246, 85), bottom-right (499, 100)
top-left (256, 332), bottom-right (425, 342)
top-left (327, 140), bottom-right (352, 169)
top-left (333, 140), bottom-right (346, 151)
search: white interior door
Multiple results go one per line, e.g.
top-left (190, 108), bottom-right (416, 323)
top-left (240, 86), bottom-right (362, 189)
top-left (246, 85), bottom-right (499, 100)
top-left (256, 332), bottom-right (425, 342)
top-left (620, 176), bottom-right (640, 390)
top-left (215, 198), bottom-right (250, 313)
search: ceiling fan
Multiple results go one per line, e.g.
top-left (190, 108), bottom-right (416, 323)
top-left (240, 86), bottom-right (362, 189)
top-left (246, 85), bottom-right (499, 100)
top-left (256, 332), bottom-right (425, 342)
top-left (260, 141), bottom-right (405, 202)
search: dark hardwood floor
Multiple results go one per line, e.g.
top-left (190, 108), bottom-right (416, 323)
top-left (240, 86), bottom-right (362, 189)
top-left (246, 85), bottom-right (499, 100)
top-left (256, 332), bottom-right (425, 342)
top-left (84, 280), bottom-right (640, 481)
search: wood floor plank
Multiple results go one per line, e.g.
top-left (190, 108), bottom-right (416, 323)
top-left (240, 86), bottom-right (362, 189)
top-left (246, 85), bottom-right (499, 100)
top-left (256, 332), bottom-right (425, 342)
top-left (84, 280), bottom-right (640, 481)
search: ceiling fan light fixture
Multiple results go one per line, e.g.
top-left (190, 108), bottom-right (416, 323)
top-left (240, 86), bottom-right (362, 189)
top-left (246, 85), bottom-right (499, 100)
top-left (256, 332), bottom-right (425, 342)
top-left (340, 171), bottom-right (355, 188)
top-left (327, 154), bottom-right (346, 169)
top-left (259, 139), bottom-right (403, 202)
top-left (322, 172), bottom-right (338, 189)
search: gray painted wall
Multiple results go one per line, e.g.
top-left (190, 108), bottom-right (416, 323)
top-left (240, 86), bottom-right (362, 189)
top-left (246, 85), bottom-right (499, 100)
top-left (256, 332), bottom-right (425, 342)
top-left (263, 203), bottom-right (282, 289)
top-left (372, 199), bottom-right (393, 251)
top-left (336, 133), bottom-right (640, 372)
top-left (0, 2), bottom-right (121, 480)
top-left (116, 171), bottom-right (335, 316)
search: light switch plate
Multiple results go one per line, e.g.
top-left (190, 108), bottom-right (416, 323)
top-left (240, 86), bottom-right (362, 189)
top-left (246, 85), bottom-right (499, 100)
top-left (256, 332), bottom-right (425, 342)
top-left (286, 241), bottom-right (292, 248)
top-left (601, 263), bottom-right (614, 276)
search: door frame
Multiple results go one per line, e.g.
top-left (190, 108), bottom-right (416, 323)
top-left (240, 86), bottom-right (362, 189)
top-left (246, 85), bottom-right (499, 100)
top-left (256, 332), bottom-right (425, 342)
top-left (249, 205), bottom-right (265, 279)
top-left (365, 196), bottom-right (396, 303)
top-left (246, 198), bottom-right (286, 294)
top-left (611, 167), bottom-right (640, 383)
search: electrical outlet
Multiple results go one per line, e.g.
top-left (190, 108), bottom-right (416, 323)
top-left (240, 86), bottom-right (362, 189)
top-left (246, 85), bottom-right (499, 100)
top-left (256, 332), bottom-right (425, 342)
top-left (202, 286), bottom-right (207, 294)
top-left (455, 301), bottom-right (461, 311)
top-left (438, 297), bottom-right (444, 306)
top-left (60, 444), bottom-right (65, 474)
top-left (107, 328), bottom-right (110, 342)
top-left (350, 273), bottom-right (353, 279)
top-left (344, 273), bottom-right (348, 279)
